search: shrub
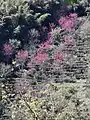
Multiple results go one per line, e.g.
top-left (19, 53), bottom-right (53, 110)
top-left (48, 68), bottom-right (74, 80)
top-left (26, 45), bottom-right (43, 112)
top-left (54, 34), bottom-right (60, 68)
top-left (4, 83), bottom-right (90, 120)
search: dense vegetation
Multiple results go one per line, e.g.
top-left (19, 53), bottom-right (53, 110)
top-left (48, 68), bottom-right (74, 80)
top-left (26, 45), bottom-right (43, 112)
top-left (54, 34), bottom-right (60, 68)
top-left (0, 0), bottom-right (90, 120)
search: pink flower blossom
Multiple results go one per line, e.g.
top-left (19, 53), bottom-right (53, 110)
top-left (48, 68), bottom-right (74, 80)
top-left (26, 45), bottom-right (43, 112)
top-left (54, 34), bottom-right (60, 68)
top-left (38, 41), bottom-right (52, 52)
top-left (58, 13), bottom-right (77, 31)
top-left (63, 20), bottom-right (74, 31)
top-left (3, 43), bottom-right (13, 55)
top-left (47, 32), bottom-right (53, 43)
top-left (49, 23), bottom-right (55, 31)
top-left (34, 53), bottom-right (49, 64)
top-left (64, 36), bottom-right (75, 46)
top-left (54, 51), bottom-right (64, 61)
top-left (69, 13), bottom-right (77, 20)
top-left (16, 50), bottom-right (28, 62)
top-left (58, 17), bottom-right (66, 26)
top-left (58, 17), bottom-right (74, 31)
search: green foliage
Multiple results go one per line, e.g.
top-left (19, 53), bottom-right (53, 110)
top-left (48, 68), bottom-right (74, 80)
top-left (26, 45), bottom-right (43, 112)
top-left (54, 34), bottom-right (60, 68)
top-left (37, 13), bottom-right (51, 25)
top-left (64, 0), bottom-right (78, 4)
